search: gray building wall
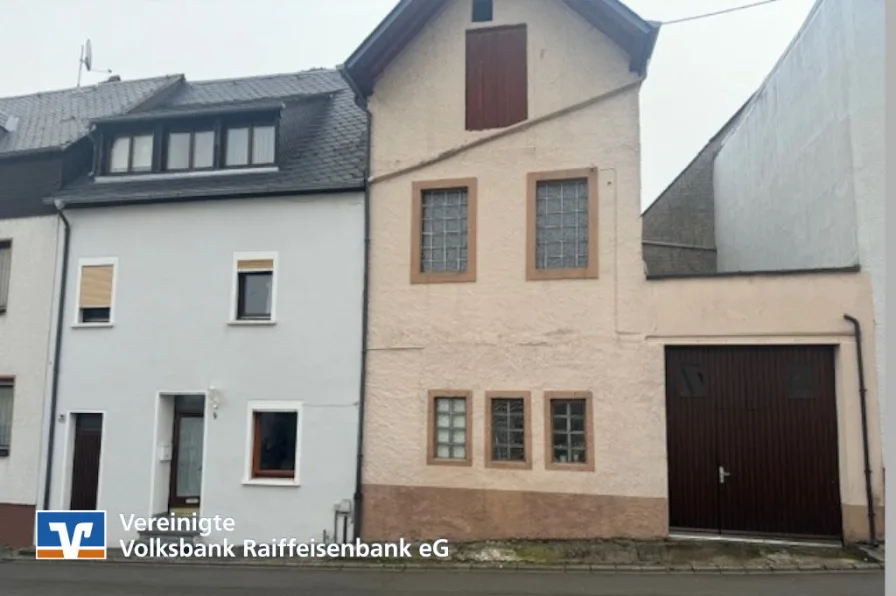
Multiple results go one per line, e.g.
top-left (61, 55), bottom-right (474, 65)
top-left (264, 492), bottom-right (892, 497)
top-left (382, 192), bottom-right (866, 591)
top-left (712, 0), bottom-right (885, 446)
top-left (48, 194), bottom-right (365, 545)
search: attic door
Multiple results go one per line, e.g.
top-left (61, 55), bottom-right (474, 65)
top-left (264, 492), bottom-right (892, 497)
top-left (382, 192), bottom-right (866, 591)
top-left (466, 25), bottom-right (528, 131)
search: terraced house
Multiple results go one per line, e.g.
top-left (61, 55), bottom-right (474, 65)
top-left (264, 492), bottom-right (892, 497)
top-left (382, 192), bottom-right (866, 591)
top-left (343, 0), bottom-right (883, 545)
top-left (41, 69), bottom-right (367, 545)
top-left (0, 77), bottom-right (183, 548)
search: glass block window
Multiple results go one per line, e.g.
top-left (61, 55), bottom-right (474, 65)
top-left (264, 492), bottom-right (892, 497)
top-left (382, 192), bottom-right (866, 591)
top-left (433, 397), bottom-right (467, 460)
top-left (535, 178), bottom-right (589, 270)
top-left (490, 398), bottom-right (525, 462)
top-left (550, 399), bottom-right (587, 464)
top-left (421, 188), bottom-right (469, 274)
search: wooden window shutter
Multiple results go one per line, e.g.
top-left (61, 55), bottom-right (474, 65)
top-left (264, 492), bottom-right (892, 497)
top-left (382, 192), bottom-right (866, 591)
top-left (79, 265), bottom-right (114, 308)
top-left (466, 25), bottom-right (528, 131)
top-left (237, 259), bottom-right (274, 271)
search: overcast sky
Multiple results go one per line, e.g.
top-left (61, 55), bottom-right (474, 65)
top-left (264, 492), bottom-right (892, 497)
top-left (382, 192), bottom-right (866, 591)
top-left (2, 0), bottom-right (815, 209)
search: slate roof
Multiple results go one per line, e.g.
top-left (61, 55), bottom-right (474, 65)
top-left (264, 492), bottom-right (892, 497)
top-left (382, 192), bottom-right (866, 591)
top-left (49, 69), bottom-right (367, 207)
top-left (0, 76), bottom-right (182, 156)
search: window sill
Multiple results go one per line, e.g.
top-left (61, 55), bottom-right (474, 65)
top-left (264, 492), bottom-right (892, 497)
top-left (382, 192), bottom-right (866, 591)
top-left (545, 462), bottom-right (596, 472)
top-left (95, 166), bottom-right (279, 184)
top-left (426, 458), bottom-right (473, 468)
top-left (242, 477), bottom-right (299, 487)
top-left (228, 320), bottom-right (276, 327)
top-left (485, 460), bottom-right (532, 471)
top-left (72, 322), bottom-right (114, 329)
top-left (527, 267), bottom-right (599, 282)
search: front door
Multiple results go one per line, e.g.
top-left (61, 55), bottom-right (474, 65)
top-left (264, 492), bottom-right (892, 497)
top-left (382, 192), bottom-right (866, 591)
top-left (666, 345), bottom-right (842, 539)
top-left (70, 413), bottom-right (103, 510)
top-left (169, 396), bottom-right (205, 509)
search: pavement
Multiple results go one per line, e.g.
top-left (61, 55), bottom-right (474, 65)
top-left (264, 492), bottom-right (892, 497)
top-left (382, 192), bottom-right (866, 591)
top-left (0, 560), bottom-right (885, 596)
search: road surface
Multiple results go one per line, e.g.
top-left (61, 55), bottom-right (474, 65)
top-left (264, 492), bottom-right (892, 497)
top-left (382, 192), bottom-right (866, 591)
top-left (0, 561), bottom-right (884, 595)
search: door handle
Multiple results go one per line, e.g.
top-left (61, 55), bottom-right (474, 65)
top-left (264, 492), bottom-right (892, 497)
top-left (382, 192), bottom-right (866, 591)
top-left (719, 465), bottom-right (731, 484)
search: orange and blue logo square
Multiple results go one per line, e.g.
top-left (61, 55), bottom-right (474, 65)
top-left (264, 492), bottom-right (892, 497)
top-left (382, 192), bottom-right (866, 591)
top-left (35, 511), bottom-right (107, 560)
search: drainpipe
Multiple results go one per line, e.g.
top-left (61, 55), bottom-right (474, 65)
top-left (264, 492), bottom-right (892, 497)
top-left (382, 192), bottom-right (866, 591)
top-left (339, 66), bottom-right (371, 541)
top-left (43, 202), bottom-right (72, 510)
top-left (843, 314), bottom-right (877, 547)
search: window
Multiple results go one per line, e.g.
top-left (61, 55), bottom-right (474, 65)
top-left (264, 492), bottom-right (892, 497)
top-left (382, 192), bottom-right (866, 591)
top-left (545, 392), bottom-right (594, 471)
top-left (232, 254), bottom-right (276, 323)
top-left (466, 25), bottom-right (527, 131)
top-left (108, 134), bottom-right (153, 174)
top-left (527, 169), bottom-right (599, 281)
top-left (76, 259), bottom-right (116, 325)
top-left (472, 0), bottom-right (493, 22)
top-left (427, 391), bottom-right (472, 466)
top-left (485, 392), bottom-right (531, 469)
top-left (0, 240), bottom-right (10, 313)
top-left (225, 124), bottom-right (276, 167)
top-left (246, 402), bottom-right (302, 484)
top-left (411, 179), bottom-right (478, 284)
top-left (788, 364), bottom-right (815, 399)
top-left (679, 364), bottom-right (706, 398)
top-left (166, 130), bottom-right (215, 171)
top-left (0, 379), bottom-right (12, 456)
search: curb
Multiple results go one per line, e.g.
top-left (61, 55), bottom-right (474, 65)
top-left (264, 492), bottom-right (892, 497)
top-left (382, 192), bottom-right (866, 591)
top-left (4, 552), bottom-right (884, 574)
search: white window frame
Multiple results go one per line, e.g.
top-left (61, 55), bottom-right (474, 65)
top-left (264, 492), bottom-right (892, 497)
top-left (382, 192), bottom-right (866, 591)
top-left (73, 257), bottom-right (119, 328)
top-left (243, 401), bottom-right (303, 487)
top-left (229, 251), bottom-right (278, 325)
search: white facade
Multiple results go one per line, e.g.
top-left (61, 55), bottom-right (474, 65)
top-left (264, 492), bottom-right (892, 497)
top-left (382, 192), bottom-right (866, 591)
top-left (0, 215), bottom-right (60, 509)
top-left (47, 194), bottom-right (365, 545)
top-left (712, 0), bottom-right (885, 444)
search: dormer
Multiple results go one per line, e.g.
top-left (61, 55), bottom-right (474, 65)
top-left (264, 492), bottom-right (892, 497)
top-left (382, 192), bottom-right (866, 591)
top-left (91, 105), bottom-right (281, 180)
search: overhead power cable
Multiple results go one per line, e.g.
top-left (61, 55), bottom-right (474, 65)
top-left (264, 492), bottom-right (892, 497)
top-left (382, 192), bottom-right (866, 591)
top-left (661, 0), bottom-right (785, 25)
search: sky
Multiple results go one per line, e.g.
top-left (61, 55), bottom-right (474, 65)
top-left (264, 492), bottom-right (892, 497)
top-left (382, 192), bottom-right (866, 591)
top-left (0, 0), bottom-right (816, 210)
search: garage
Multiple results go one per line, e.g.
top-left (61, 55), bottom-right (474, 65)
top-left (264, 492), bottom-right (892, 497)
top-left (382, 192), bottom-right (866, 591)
top-left (665, 345), bottom-right (842, 539)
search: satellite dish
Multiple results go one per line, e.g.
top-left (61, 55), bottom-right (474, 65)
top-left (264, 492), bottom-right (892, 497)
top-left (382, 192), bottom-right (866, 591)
top-left (83, 39), bottom-right (93, 71)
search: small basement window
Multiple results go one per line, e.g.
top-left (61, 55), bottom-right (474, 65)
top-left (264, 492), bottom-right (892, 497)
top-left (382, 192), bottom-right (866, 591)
top-left (472, 0), bottom-right (493, 22)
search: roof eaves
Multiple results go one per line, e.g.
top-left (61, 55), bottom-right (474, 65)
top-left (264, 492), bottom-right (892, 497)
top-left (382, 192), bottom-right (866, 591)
top-left (50, 181), bottom-right (366, 209)
top-left (346, 0), bottom-right (658, 96)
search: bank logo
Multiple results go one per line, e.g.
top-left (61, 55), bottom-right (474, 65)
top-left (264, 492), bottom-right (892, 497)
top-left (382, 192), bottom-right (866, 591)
top-left (35, 511), bottom-right (107, 560)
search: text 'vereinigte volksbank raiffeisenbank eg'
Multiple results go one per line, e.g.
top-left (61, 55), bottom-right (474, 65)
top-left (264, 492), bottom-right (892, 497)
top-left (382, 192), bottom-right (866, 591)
top-left (119, 513), bottom-right (450, 559)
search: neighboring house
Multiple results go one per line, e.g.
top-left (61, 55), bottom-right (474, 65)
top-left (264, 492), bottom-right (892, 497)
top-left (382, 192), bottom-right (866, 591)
top-left (344, 0), bottom-right (882, 545)
top-left (642, 0), bottom-right (884, 543)
top-left (0, 76), bottom-right (181, 548)
top-left (43, 69), bottom-right (367, 545)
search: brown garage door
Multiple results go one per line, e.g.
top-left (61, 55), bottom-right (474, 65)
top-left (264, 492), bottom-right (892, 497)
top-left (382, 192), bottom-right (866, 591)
top-left (666, 345), bottom-right (842, 539)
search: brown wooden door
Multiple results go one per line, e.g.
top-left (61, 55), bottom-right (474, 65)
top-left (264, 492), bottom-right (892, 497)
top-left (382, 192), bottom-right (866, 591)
top-left (666, 346), bottom-right (842, 539)
top-left (70, 413), bottom-right (103, 511)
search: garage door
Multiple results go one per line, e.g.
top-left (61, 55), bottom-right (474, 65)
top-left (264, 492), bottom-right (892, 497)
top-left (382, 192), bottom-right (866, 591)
top-left (665, 345), bottom-right (842, 539)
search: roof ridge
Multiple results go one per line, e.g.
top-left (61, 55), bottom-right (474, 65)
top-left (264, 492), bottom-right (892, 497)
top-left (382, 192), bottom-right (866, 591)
top-left (0, 74), bottom-right (184, 102)
top-left (184, 68), bottom-right (339, 87)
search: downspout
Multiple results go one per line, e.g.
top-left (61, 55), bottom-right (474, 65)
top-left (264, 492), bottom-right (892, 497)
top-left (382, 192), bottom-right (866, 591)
top-left (43, 202), bottom-right (72, 510)
top-left (843, 314), bottom-right (877, 547)
top-left (339, 66), bottom-right (371, 541)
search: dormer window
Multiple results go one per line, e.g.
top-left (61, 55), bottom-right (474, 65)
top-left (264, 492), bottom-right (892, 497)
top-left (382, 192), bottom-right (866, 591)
top-left (97, 112), bottom-right (278, 178)
top-left (109, 133), bottom-right (153, 174)
top-left (225, 124), bottom-right (276, 167)
top-left (166, 129), bottom-right (215, 171)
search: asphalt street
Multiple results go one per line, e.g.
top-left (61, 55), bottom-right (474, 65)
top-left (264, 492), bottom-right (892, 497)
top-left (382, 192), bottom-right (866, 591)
top-left (0, 561), bottom-right (884, 596)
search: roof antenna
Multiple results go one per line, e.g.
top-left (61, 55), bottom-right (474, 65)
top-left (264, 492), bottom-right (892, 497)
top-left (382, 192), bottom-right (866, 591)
top-left (77, 39), bottom-right (113, 87)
